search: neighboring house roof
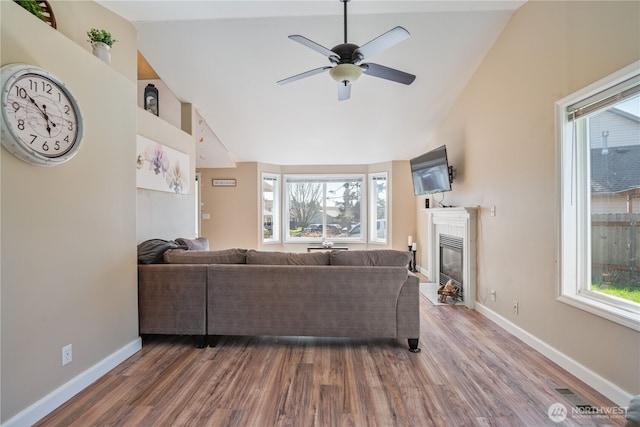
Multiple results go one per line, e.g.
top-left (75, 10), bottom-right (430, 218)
top-left (591, 144), bottom-right (640, 194)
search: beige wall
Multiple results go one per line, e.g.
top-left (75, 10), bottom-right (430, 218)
top-left (1, 1), bottom-right (138, 422)
top-left (417, 1), bottom-right (639, 397)
top-left (389, 161), bottom-right (417, 255)
top-left (198, 163), bottom-right (259, 250)
top-left (198, 161), bottom-right (416, 252)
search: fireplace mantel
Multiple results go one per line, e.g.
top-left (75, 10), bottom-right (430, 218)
top-left (421, 207), bottom-right (478, 309)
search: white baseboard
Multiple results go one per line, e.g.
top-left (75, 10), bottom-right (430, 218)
top-left (3, 337), bottom-right (142, 427)
top-left (475, 303), bottom-right (632, 407)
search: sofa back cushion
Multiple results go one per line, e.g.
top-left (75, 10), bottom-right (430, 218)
top-left (246, 250), bottom-right (330, 265)
top-left (329, 250), bottom-right (411, 267)
top-left (163, 248), bottom-right (247, 264)
top-left (175, 237), bottom-right (209, 251)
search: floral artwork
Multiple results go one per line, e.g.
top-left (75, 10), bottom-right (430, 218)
top-left (136, 135), bottom-right (189, 194)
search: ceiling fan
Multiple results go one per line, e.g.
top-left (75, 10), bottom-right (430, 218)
top-left (277, 0), bottom-right (416, 101)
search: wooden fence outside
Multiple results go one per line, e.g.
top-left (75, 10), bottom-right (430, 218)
top-left (591, 213), bottom-right (639, 286)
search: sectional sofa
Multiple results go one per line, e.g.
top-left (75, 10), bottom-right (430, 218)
top-left (137, 246), bottom-right (421, 352)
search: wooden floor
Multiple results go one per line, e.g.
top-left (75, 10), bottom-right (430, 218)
top-left (36, 292), bottom-right (625, 427)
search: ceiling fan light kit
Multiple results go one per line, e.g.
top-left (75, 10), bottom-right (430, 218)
top-left (329, 63), bottom-right (362, 85)
top-left (278, 0), bottom-right (415, 101)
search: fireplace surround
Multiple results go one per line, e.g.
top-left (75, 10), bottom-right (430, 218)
top-left (421, 207), bottom-right (477, 309)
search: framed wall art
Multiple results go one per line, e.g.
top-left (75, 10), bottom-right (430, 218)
top-left (136, 135), bottom-right (189, 194)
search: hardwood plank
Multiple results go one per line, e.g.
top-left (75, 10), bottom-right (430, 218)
top-left (35, 295), bottom-right (626, 427)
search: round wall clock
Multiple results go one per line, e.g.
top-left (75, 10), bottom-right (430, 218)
top-left (0, 63), bottom-right (84, 166)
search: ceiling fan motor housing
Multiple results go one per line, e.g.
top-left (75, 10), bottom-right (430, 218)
top-left (330, 43), bottom-right (362, 65)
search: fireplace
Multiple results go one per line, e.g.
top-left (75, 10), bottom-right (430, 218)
top-left (423, 207), bottom-right (477, 309)
top-left (439, 234), bottom-right (464, 301)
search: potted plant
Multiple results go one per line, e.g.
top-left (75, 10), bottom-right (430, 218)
top-left (87, 28), bottom-right (117, 64)
top-left (14, 0), bottom-right (45, 22)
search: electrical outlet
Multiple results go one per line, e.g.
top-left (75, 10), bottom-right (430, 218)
top-left (513, 300), bottom-right (519, 315)
top-left (62, 344), bottom-right (72, 366)
top-left (490, 290), bottom-right (496, 301)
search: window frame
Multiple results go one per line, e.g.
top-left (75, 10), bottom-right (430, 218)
top-left (369, 172), bottom-right (388, 244)
top-left (283, 174), bottom-right (366, 243)
top-left (261, 173), bottom-right (280, 244)
top-left (555, 61), bottom-right (640, 331)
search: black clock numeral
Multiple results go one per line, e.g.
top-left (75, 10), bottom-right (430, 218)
top-left (64, 104), bottom-right (70, 115)
top-left (15, 86), bottom-right (27, 99)
top-left (43, 81), bottom-right (52, 94)
top-left (41, 141), bottom-right (49, 152)
top-left (67, 121), bottom-right (74, 131)
top-left (29, 79), bottom-right (37, 92)
top-left (12, 101), bottom-right (20, 112)
top-left (64, 135), bottom-right (69, 143)
top-left (54, 141), bottom-right (61, 151)
top-left (30, 134), bottom-right (37, 144)
top-left (17, 119), bottom-right (25, 131)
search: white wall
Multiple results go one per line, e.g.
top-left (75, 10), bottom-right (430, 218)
top-left (418, 0), bottom-right (639, 400)
top-left (136, 107), bottom-right (197, 243)
top-left (137, 79), bottom-right (182, 129)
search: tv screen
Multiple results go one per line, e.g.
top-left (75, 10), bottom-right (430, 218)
top-left (410, 145), bottom-right (452, 196)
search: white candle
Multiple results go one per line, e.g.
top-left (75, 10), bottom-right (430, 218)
top-left (412, 242), bottom-right (417, 251)
top-left (408, 236), bottom-right (413, 246)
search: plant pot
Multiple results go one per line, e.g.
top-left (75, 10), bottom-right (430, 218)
top-left (91, 42), bottom-right (111, 64)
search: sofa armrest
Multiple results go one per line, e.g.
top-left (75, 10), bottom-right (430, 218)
top-left (138, 264), bottom-right (207, 335)
top-left (397, 274), bottom-right (420, 339)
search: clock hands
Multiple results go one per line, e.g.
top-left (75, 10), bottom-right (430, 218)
top-left (27, 95), bottom-right (57, 136)
top-left (42, 105), bottom-right (53, 137)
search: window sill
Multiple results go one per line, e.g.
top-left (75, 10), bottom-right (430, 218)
top-left (557, 293), bottom-right (640, 332)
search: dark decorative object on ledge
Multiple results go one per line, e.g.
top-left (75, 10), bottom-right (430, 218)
top-left (144, 83), bottom-right (159, 116)
top-left (14, 0), bottom-right (56, 28)
top-left (411, 249), bottom-right (418, 273)
top-left (408, 245), bottom-right (418, 272)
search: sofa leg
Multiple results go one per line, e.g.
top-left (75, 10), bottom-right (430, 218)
top-left (208, 335), bottom-right (219, 348)
top-left (194, 335), bottom-right (206, 349)
top-left (408, 338), bottom-right (421, 353)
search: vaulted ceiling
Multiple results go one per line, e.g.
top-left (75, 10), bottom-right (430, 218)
top-left (99, 1), bottom-right (526, 167)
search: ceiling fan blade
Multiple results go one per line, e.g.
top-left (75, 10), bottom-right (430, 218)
top-left (288, 35), bottom-right (339, 61)
top-left (361, 63), bottom-right (416, 85)
top-left (354, 26), bottom-right (410, 61)
top-left (277, 67), bottom-right (332, 85)
top-left (337, 82), bottom-right (351, 101)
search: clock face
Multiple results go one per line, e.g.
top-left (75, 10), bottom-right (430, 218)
top-left (1, 64), bottom-right (84, 166)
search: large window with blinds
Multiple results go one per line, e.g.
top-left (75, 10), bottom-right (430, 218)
top-left (284, 174), bottom-right (365, 242)
top-left (556, 61), bottom-right (639, 330)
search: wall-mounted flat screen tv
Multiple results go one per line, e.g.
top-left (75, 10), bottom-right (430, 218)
top-left (410, 145), bottom-right (452, 196)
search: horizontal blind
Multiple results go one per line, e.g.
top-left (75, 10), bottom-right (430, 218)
top-left (567, 74), bottom-right (640, 121)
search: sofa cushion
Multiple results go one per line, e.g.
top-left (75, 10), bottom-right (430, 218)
top-left (329, 250), bottom-right (411, 267)
top-left (137, 239), bottom-right (187, 264)
top-left (245, 250), bottom-right (330, 265)
top-left (175, 237), bottom-right (209, 251)
top-left (163, 248), bottom-right (247, 264)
